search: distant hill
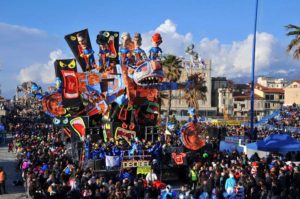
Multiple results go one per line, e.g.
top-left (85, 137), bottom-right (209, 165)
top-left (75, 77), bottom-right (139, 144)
top-left (228, 69), bottom-right (300, 85)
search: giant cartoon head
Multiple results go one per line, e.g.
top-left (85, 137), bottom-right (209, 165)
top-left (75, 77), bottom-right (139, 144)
top-left (132, 60), bottom-right (164, 86)
top-left (180, 122), bottom-right (206, 151)
top-left (42, 92), bottom-right (66, 117)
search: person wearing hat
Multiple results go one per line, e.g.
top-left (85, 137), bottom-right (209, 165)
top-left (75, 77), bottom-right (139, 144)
top-left (149, 33), bottom-right (162, 61)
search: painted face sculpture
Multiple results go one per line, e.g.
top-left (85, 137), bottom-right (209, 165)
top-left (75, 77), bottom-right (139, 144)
top-left (132, 60), bottom-right (164, 86)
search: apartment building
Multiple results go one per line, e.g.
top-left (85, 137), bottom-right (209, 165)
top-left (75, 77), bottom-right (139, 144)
top-left (257, 76), bottom-right (287, 88)
top-left (284, 80), bottom-right (300, 105)
top-left (161, 59), bottom-right (217, 117)
top-left (254, 83), bottom-right (284, 115)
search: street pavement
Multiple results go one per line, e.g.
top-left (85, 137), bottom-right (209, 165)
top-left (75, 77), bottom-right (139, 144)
top-left (0, 138), bottom-right (26, 199)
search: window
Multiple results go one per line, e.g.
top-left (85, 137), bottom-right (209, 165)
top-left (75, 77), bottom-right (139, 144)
top-left (279, 95), bottom-right (284, 100)
top-left (241, 104), bottom-right (245, 109)
top-left (265, 94), bottom-right (274, 100)
top-left (234, 104), bottom-right (237, 109)
top-left (265, 102), bottom-right (270, 109)
top-left (181, 110), bottom-right (188, 116)
top-left (207, 111), bottom-right (214, 116)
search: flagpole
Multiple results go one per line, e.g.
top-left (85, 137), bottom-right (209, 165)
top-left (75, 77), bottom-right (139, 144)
top-left (250, 0), bottom-right (259, 137)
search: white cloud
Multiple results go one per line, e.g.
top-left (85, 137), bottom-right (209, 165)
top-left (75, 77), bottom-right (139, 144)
top-left (197, 32), bottom-right (300, 77)
top-left (274, 69), bottom-right (288, 75)
top-left (0, 22), bottom-right (63, 97)
top-left (17, 49), bottom-right (65, 84)
top-left (141, 19), bottom-right (193, 56)
top-left (0, 22), bottom-right (45, 35)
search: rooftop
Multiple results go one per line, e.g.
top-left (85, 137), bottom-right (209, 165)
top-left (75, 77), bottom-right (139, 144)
top-left (234, 94), bottom-right (264, 100)
top-left (254, 83), bottom-right (284, 93)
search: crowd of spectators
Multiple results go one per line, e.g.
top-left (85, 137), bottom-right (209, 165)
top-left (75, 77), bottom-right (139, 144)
top-left (185, 150), bottom-right (300, 199)
top-left (2, 99), bottom-right (300, 198)
top-left (268, 104), bottom-right (300, 128)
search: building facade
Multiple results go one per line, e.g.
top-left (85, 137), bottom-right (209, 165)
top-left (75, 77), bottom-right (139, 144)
top-left (218, 84), bottom-right (250, 117)
top-left (218, 87), bottom-right (233, 116)
top-left (211, 77), bottom-right (227, 114)
top-left (218, 81), bottom-right (284, 121)
top-left (254, 83), bottom-right (284, 115)
top-left (161, 59), bottom-right (217, 118)
top-left (284, 80), bottom-right (300, 105)
top-left (257, 76), bottom-right (287, 88)
top-left (233, 94), bottom-right (265, 121)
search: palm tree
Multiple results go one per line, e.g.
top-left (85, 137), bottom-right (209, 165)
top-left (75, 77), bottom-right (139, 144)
top-left (161, 54), bottom-right (183, 126)
top-left (286, 24), bottom-right (300, 59)
top-left (183, 73), bottom-right (207, 110)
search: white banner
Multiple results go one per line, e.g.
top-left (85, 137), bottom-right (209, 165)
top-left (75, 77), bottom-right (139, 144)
top-left (105, 156), bottom-right (120, 167)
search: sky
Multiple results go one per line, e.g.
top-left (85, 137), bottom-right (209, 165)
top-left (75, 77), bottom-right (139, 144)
top-left (0, 0), bottom-right (300, 98)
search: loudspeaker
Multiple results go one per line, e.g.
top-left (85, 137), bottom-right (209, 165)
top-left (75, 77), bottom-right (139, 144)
top-left (94, 159), bottom-right (105, 170)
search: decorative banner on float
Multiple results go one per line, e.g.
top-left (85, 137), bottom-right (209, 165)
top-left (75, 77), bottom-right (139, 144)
top-left (65, 29), bottom-right (95, 72)
top-left (61, 70), bottom-right (82, 107)
top-left (96, 31), bottom-right (119, 66)
top-left (54, 59), bottom-right (82, 108)
top-left (137, 166), bottom-right (151, 175)
top-left (54, 59), bottom-right (77, 79)
top-left (114, 127), bottom-right (136, 141)
top-left (211, 120), bottom-right (241, 126)
top-left (122, 160), bottom-right (150, 168)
